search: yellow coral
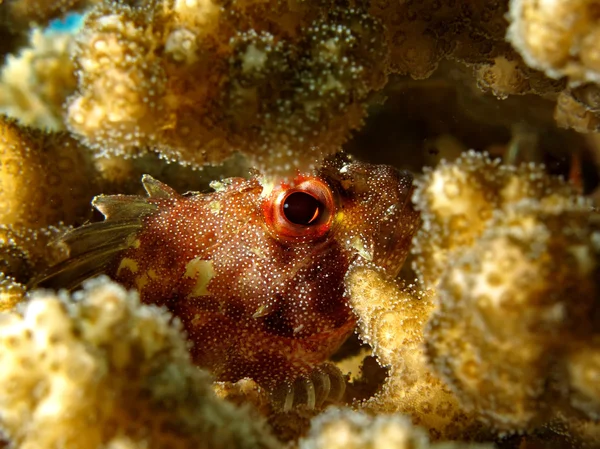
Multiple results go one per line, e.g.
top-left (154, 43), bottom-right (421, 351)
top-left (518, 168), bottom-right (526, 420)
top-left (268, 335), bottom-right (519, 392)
top-left (66, 0), bottom-right (389, 177)
top-left (0, 276), bottom-right (279, 449)
top-left (345, 263), bottom-right (481, 440)
top-left (507, 0), bottom-right (600, 84)
top-left (568, 342), bottom-right (600, 420)
top-left (555, 85), bottom-right (600, 133)
top-left (0, 0), bottom-right (600, 447)
top-left (412, 152), bottom-right (600, 435)
top-left (0, 116), bottom-right (99, 229)
top-left (506, 0), bottom-right (600, 132)
top-left (0, 273), bottom-right (25, 312)
top-left (299, 408), bottom-right (493, 449)
top-left (425, 198), bottom-right (600, 430)
top-left (411, 150), bottom-right (574, 287)
top-left (0, 28), bottom-right (77, 130)
top-left (342, 153), bottom-right (600, 445)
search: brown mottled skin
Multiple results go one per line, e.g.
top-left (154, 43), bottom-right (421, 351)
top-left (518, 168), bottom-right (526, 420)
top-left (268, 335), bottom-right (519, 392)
top-left (38, 156), bottom-right (419, 401)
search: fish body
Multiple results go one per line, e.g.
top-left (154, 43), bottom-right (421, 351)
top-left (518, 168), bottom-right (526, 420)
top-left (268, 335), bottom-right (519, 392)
top-left (36, 155), bottom-right (420, 404)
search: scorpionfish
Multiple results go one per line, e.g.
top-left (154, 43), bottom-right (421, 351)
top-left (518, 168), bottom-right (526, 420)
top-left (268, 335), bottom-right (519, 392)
top-left (36, 155), bottom-right (419, 410)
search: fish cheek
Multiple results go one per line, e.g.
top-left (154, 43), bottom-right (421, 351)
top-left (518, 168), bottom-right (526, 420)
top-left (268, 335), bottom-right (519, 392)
top-left (109, 201), bottom-right (206, 305)
top-left (109, 242), bottom-right (181, 306)
top-left (271, 244), bottom-right (355, 339)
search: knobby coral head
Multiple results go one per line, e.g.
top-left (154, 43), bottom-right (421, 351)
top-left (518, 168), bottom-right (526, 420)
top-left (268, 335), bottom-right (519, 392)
top-left (34, 154), bottom-right (420, 410)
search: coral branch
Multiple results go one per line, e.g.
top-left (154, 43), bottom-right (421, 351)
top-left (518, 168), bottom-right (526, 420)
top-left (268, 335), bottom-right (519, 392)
top-left (300, 408), bottom-right (493, 449)
top-left (412, 152), bottom-right (600, 437)
top-left (0, 276), bottom-right (280, 449)
top-left (66, 0), bottom-right (389, 177)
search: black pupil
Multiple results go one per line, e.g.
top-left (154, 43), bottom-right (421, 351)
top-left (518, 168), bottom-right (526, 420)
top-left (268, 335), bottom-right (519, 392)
top-left (283, 192), bottom-right (323, 225)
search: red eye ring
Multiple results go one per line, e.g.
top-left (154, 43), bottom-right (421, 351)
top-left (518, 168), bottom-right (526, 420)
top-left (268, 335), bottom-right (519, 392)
top-left (263, 177), bottom-right (336, 241)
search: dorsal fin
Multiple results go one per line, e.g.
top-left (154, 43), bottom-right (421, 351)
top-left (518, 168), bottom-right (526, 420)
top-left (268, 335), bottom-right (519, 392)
top-left (29, 175), bottom-right (178, 291)
top-left (142, 174), bottom-right (178, 199)
top-left (93, 195), bottom-right (158, 220)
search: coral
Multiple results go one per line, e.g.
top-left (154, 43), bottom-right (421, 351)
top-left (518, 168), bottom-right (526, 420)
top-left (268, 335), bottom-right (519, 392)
top-left (0, 117), bottom-right (97, 303)
top-left (412, 152), bottom-right (600, 434)
top-left (411, 150), bottom-right (574, 287)
top-left (66, 0), bottom-right (389, 177)
top-left (343, 153), bottom-right (600, 445)
top-left (368, 0), bottom-right (509, 79)
top-left (365, 0), bottom-right (587, 133)
top-left (0, 276), bottom-right (279, 449)
top-left (0, 274), bottom-right (25, 312)
top-left (425, 200), bottom-right (600, 430)
top-left (0, 28), bottom-right (78, 130)
top-left (345, 263), bottom-right (481, 440)
top-left (568, 342), bottom-right (600, 420)
top-left (0, 115), bottom-right (99, 229)
top-left (0, 224), bottom-right (69, 285)
top-left (505, 0), bottom-right (600, 132)
top-left (554, 84), bottom-right (600, 133)
top-left (1, 0), bottom-right (600, 447)
top-left (299, 408), bottom-right (493, 449)
top-left (366, 0), bottom-right (567, 102)
top-left (2, 0), bottom-right (596, 168)
top-left (507, 0), bottom-right (600, 85)
top-left (474, 55), bottom-right (565, 100)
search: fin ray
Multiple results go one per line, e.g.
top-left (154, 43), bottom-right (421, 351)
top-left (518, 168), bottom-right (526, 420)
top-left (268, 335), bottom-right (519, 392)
top-left (141, 174), bottom-right (178, 199)
top-left (31, 174), bottom-right (176, 291)
top-left (93, 195), bottom-right (158, 220)
top-left (58, 219), bottom-right (143, 257)
top-left (29, 241), bottom-right (132, 290)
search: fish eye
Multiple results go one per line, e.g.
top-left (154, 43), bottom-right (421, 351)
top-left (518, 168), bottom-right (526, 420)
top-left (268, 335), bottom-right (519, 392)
top-left (264, 178), bottom-right (336, 240)
top-left (282, 191), bottom-right (322, 225)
